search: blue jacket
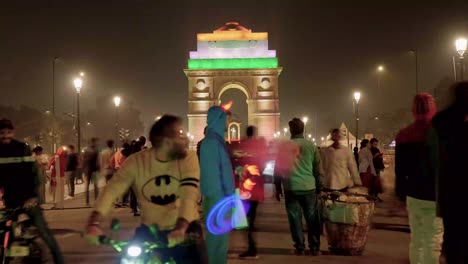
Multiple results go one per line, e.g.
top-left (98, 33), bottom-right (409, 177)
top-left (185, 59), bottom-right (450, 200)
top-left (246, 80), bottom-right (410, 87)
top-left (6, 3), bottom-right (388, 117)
top-left (200, 106), bottom-right (235, 198)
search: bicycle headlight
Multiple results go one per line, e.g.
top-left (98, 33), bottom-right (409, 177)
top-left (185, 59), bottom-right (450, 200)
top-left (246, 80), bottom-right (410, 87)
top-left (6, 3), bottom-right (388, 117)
top-left (127, 245), bottom-right (142, 257)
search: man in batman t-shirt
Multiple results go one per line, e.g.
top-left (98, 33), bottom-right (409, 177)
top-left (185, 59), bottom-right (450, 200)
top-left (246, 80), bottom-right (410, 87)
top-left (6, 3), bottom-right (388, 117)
top-left (85, 115), bottom-right (206, 263)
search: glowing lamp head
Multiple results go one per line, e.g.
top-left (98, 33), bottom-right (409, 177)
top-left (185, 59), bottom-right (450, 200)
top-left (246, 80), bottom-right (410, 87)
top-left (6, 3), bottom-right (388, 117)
top-left (354, 92), bottom-right (361, 103)
top-left (377, 65), bottom-right (384, 72)
top-left (73, 78), bottom-right (83, 93)
top-left (302, 117), bottom-right (308, 123)
top-left (283, 127), bottom-right (288, 133)
top-left (79, 72), bottom-right (85, 77)
top-left (127, 245), bottom-right (142, 257)
top-left (456, 38), bottom-right (467, 57)
top-left (113, 96), bottom-right (121, 107)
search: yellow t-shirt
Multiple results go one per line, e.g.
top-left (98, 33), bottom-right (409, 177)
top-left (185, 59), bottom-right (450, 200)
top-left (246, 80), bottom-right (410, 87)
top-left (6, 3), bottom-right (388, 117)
top-left (95, 149), bottom-right (200, 230)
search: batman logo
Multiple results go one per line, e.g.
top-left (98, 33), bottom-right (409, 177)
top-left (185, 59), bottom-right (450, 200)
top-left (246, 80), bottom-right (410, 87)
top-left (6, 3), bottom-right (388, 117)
top-left (142, 175), bottom-right (179, 206)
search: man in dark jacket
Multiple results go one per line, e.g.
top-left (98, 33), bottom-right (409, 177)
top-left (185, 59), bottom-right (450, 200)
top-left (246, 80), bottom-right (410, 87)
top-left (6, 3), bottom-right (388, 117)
top-left (395, 93), bottom-right (442, 264)
top-left (83, 137), bottom-right (100, 206)
top-left (0, 119), bottom-right (64, 264)
top-left (429, 82), bottom-right (468, 263)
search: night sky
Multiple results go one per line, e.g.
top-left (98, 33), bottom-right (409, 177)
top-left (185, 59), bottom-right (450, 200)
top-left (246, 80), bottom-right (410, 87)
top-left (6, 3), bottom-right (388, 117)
top-left (2, 1), bottom-right (468, 138)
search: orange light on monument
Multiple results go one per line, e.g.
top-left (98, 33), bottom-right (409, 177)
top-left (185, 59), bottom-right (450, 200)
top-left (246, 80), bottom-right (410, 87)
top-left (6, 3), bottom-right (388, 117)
top-left (197, 31), bottom-right (268, 42)
top-left (221, 101), bottom-right (233, 112)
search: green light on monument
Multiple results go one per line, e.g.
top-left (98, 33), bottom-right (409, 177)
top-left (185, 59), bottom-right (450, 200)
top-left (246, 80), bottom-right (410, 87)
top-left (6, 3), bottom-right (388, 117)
top-left (188, 58), bottom-right (278, 69)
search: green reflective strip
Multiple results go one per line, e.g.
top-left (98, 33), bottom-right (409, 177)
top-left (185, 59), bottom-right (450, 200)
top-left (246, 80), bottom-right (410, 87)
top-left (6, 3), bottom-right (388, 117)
top-left (0, 156), bottom-right (35, 164)
top-left (188, 58), bottom-right (278, 69)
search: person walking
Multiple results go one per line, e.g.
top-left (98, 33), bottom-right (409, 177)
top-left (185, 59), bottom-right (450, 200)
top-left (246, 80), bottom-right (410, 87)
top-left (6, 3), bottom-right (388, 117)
top-left (275, 118), bottom-right (322, 256)
top-left (48, 146), bottom-right (67, 209)
top-left (65, 145), bottom-right (79, 199)
top-left (353, 147), bottom-right (359, 168)
top-left (99, 140), bottom-right (115, 183)
top-left (128, 138), bottom-right (145, 216)
top-left (83, 138), bottom-right (100, 206)
top-left (370, 138), bottom-right (384, 201)
top-left (113, 142), bottom-right (131, 208)
top-left (395, 93), bottom-right (442, 264)
top-left (200, 103), bottom-right (235, 264)
top-left (321, 128), bottom-right (361, 192)
top-left (232, 126), bottom-right (267, 259)
top-left (32, 146), bottom-right (48, 205)
top-left (358, 139), bottom-right (381, 197)
top-left (429, 82), bottom-right (468, 263)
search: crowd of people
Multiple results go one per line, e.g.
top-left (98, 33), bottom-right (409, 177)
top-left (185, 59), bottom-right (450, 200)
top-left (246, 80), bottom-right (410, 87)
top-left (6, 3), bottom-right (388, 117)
top-left (0, 81), bottom-right (466, 263)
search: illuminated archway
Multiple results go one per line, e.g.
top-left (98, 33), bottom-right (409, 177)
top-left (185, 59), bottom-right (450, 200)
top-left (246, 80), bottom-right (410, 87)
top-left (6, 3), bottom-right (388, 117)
top-left (186, 22), bottom-right (282, 143)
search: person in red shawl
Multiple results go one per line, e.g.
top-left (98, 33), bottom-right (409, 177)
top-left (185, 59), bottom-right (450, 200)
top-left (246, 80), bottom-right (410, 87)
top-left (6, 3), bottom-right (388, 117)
top-left (48, 146), bottom-right (67, 209)
top-left (231, 126), bottom-right (268, 260)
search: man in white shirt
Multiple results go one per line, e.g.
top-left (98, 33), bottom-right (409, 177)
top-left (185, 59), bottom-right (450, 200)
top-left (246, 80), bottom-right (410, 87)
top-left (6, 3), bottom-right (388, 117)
top-left (321, 129), bottom-right (361, 191)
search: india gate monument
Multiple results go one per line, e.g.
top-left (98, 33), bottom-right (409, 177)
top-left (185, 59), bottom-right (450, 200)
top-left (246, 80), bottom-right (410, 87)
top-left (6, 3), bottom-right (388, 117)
top-left (185, 22), bottom-right (282, 143)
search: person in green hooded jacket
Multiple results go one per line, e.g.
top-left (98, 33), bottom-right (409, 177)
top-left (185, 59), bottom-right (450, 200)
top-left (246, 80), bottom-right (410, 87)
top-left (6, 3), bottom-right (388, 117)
top-left (276, 117), bottom-right (322, 256)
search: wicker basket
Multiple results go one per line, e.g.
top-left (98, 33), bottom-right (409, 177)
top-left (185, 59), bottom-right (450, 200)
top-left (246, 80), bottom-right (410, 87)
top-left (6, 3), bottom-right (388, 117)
top-left (322, 194), bottom-right (375, 256)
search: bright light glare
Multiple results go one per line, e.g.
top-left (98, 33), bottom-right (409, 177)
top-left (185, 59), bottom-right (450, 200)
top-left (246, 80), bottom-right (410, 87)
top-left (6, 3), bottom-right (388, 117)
top-left (127, 245), bottom-right (142, 257)
top-left (377, 65), bottom-right (384, 72)
top-left (80, 72), bottom-right (85, 77)
top-left (302, 117), bottom-right (308, 123)
top-left (354, 92), bottom-right (361, 103)
top-left (73, 78), bottom-right (83, 92)
top-left (456, 38), bottom-right (467, 56)
top-left (113, 96), bottom-right (121, 107)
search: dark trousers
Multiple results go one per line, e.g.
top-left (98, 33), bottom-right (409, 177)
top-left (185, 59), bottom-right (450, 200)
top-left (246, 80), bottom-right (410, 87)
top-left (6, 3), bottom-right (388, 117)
top-left (85, 172), bottom-right (99, 205)
top-left (133, 222), bottom-right (207, 264)
top-left (443, 216), bottom-right (468, 264)
top-left (121, 190), bottom-right (129, 205)
top-left (27, 206), bottom-right (65, 264)
top-left (284, 190), bottom-right (321, 252)
top-left (245, 201), bottom-right (259, 252)
top-left (65, 171), bottom-right (77, 197)
top-left (130, 189), bottom-right (138, 212)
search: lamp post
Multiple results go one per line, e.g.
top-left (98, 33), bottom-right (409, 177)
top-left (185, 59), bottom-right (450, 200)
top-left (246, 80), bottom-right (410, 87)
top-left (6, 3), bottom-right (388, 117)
top-left (377, 65), bottom-right (384, 115)
top-left (410, 49), bottom-right (419, 94)
top-left (455, 38), bottom-right (467, 80)
top-left (51, 57), bottom-right (59, 153)
top-left (353, 91), bottom-right (361, 148)
top-left (73, 78), bottom-right (83, 154)
top-left (114, 96), bottom-right (121, 149)
top-left (302, 116), bottom-right (308, 135)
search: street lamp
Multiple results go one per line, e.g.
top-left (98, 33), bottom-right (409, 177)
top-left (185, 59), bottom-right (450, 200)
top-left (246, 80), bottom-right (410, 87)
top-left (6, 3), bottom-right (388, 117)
top-left (376, 65), bottom-right (384, 116)
top-left (73, 78), bottom-right (83, 154)
top-left (455, 38), bottom-right (467, 80)
top-left (80, 72), bottom-right (85, 77)
top-left (353, 91), bottom-right (361, 148)
top-left (283, 127), bottom-right (288, 137)
top-left (114, 96), bottom-right (121, 149)
top-left (308, 134), bottom-right (312, 140)
top-left (302, 116), bottom-right (308, 135)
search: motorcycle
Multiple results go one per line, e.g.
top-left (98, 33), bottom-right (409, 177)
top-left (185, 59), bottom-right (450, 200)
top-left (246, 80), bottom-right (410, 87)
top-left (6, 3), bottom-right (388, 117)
top-left (99, 219), bottom-right (202, 264)
top-left (0, 207), bottom-right (51, 264)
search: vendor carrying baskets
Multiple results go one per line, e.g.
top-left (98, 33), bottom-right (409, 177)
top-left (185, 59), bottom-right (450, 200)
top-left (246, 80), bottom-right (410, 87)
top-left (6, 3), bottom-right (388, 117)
top-left (321, 187), bottom-right (376, 256)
